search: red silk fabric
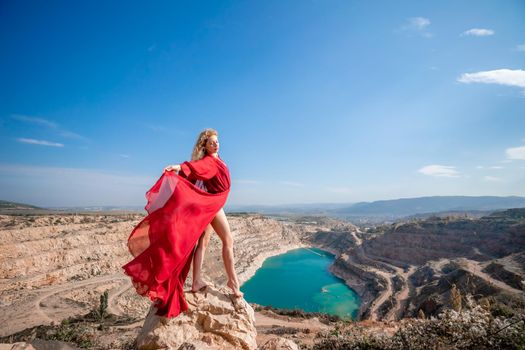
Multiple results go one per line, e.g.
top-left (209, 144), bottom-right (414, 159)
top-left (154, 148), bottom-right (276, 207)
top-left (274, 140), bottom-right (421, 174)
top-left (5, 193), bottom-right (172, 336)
top-left (122, 155), bottom-right (230, 318)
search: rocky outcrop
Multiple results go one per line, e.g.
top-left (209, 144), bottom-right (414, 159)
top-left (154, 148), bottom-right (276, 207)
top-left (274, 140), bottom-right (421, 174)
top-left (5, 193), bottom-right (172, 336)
top-left (213, 214), bottom-right (307, 286)
top-left (362, 213), bottom-right (525, 266)
top-left (482, 253), bottom-right (525, 291)
top-left (259, 337), bottom-right (298, 350)
top-left (302, 228), bottom-right (358, 254)
top-left (136, 284), bottom-right (256, 350)
top-left (329, 254), bottom-right (386, 319)
top-left (0, 214), bottom-right (141, 293)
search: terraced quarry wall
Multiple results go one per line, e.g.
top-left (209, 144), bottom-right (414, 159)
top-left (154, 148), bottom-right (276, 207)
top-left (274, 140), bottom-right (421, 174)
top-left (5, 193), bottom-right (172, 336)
top-left (1, 209), bottom-right (524, 339)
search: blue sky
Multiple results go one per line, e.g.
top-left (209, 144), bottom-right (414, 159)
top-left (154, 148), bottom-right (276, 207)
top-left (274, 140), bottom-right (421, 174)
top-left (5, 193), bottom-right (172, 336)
top-left (1, 0), bottom-right (524, 207)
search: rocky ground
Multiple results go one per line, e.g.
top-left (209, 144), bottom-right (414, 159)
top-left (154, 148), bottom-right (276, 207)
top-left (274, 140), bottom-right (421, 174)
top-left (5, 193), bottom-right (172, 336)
top-left (0, 209), bottom-right (524, 349)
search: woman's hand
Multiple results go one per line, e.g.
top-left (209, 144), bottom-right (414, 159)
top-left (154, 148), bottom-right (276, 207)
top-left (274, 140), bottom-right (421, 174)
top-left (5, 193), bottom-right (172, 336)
top-left (164, 164), bottom-right (181, 172)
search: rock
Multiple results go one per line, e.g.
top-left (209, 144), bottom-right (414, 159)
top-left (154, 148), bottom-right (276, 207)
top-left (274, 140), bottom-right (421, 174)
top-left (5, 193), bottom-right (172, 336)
top-left (1, 339), bottom-right (78, 350)
top-left (136, 284), bottom-right (257, 350)
top-left (29, 339), bottom-right (79, 350)
top-left (259, 338), bottom-right (299, 350)
top-left (0, 343), bottom-right (35, 350)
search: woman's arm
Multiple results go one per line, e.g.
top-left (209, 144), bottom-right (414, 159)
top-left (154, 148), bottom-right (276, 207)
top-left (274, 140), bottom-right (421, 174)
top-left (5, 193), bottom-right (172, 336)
top-left (164, 157), bottom-right (217, 180)
top-left (179, 157), bottom-right (217, 180)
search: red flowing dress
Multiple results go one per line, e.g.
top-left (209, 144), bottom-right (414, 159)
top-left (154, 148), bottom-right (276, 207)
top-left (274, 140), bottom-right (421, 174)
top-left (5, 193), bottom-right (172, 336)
top-left (122, 154), bottom-right (231, 318)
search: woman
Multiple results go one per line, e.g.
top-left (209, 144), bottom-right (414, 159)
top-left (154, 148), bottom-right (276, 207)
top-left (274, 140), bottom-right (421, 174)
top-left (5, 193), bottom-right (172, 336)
top-left (122, 128), bottom-right (243, 319)
top-left (166, 130), bottom-right (244, 297)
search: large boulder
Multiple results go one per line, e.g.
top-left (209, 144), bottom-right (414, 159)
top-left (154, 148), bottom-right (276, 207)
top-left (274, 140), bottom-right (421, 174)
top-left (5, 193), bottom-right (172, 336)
top-left (136, 285), bottom-right (257, 350)
top-left (259, 338), bottom-right (299, 350)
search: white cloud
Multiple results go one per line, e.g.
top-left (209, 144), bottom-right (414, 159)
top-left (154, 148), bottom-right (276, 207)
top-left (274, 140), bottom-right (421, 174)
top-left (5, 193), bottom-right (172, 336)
top-left (11, 114), bottom-right (58, 128)
top-left (57, 130), bottom-right (87, 140)
top-left (483, 176), bottom-right (501, 182)
top-left (120, 154), bottom-right (131, 159)
top-left (515, 44), bottom-right (525, 52)
top-left (11, 114), bottom-right (87, 141)
top-left (506, 145), bottom-right (525, 160)
top-left (400, 17), bottom-right (433, 38)
top-left (461, 28), bottom-right (495, 37)
top-left (418, 165), bottom-right (460, 178)
top-left (490, 166), bottom-right (503, 169)
top-left (16, 138), bottom-right (64, 147)
top-left (280, 181), bottom-right (304, 187)
top-left (457, 69), bottom-right (525, 94)
top-left (476, 165), bottom-right (484, 169)
top-left (408, 17), bottom-right (430, 29)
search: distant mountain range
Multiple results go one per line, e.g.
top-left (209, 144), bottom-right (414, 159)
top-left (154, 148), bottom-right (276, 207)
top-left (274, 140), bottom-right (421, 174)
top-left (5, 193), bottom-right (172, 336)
top-left (332, 195), bottom-right (525, 216)
top-left (226, 202), bottom-right (351, 214)
top-left (47, 205), bottom-right (144, 212)
top-left (0, 200), bottom-right (143, 214)
top-left (228, 195), bottom-right (525, 219)
top-left (3, 196), bottom-right (525, 219)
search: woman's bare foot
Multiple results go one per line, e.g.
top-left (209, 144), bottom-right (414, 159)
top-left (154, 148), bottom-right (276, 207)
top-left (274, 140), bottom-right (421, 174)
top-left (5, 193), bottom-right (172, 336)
top-left (227, 280), bottom-right (244, 298)
top-left (191, 279), bottom-right (208, 293)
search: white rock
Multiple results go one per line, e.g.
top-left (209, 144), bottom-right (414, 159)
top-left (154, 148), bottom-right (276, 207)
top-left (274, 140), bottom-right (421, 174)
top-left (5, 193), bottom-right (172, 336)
top-left (136, 284), bottom-right (257, 350)
top-left (259, 338), bottom-right (299, 350)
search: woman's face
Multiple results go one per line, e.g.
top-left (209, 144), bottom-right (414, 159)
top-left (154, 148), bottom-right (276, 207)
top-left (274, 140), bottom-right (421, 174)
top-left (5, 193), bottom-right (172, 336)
top-left (205, 135), bottom-right (219, 154)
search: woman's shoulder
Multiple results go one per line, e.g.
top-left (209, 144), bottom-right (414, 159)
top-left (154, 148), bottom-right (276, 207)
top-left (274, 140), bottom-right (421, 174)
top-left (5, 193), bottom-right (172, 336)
top-left (193, 154), bottom-right (214, 162)
top-left (199, 154), bottom-right (224, 167)
top-left (215, 155), bottom-right (227, 166)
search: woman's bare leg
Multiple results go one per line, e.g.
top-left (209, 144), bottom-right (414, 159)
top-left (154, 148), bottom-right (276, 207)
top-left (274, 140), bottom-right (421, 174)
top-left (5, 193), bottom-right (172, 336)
top-left (191, 224), bottom-right (213, 292)
top-left (210, 208), bottom-right (244, 298)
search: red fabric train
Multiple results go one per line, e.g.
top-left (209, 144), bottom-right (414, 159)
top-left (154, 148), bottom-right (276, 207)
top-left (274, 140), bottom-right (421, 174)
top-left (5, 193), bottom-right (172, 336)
top-left (122, 154), bottom-right (230, 318)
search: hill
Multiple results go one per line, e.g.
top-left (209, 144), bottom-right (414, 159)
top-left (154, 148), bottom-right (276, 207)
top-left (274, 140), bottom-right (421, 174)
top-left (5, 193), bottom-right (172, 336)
top-left (0, 200), bottom-right (41, 210)
top-left (332, 195), bottom-right (525, 217)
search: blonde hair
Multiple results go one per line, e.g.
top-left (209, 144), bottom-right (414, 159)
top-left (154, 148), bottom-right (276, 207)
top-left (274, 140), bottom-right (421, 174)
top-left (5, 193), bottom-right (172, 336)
top-left (191, 128), bottom-right (218, 160)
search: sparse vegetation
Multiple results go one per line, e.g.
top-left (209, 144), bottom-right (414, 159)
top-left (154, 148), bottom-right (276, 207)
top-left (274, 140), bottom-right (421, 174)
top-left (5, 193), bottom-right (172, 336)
top-left (450, 283), bottom-right (462, 312)
top-left (252, 304), bottom-right (343, 323)
top-left (98, 290), bottom-right (109, 321)
top-left (266, 326), bottom-right (305, 335)
top-left (313, 295), bottom-right (525, 350)
top-left (52, 318), bottom-right (95, 348)
top-left (0, 297), bottom-right (140, 349)
top-left (0, 317), bottom-right (96, 349)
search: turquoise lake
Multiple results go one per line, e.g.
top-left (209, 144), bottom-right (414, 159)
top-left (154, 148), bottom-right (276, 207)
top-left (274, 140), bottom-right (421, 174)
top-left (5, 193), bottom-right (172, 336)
top-left (240, 247), bottom-right (360, 319)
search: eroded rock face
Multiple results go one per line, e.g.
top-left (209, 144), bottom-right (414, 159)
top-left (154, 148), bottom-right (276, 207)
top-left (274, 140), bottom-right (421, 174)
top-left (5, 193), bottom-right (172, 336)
top-left (136, 284), bottom-right (257, 350)
top-left (363, 214), bottom-right (525, 266)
